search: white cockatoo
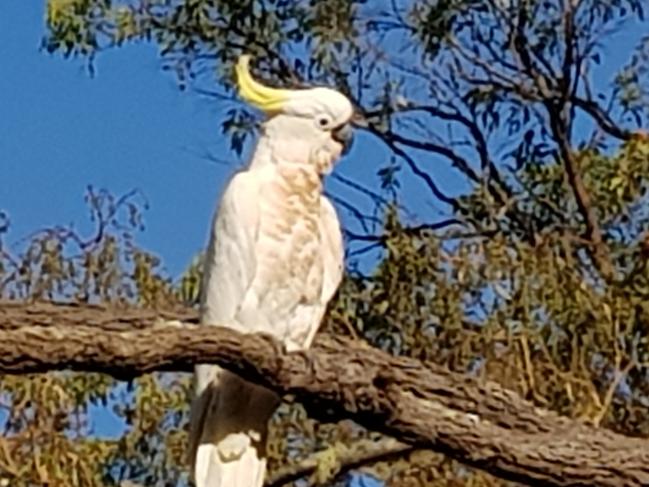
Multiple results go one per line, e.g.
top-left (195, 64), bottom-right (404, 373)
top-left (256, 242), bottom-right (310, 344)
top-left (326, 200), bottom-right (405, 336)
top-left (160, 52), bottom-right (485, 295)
top-left (188, 55), bottom-right (354, 487)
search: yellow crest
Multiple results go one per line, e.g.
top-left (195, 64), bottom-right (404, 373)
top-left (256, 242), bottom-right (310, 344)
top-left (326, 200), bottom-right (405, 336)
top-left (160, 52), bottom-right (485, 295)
top-left (235, 55), bottom-right (289, 113)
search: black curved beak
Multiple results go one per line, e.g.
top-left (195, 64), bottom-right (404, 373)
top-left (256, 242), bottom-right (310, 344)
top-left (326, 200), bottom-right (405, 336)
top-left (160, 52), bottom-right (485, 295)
top-left (332, 123), bottom-right (354, 155)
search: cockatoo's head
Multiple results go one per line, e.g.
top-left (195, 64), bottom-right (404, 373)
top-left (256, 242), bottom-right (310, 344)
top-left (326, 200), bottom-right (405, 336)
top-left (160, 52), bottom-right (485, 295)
top-left (236, 55), bottom-right (354, 174)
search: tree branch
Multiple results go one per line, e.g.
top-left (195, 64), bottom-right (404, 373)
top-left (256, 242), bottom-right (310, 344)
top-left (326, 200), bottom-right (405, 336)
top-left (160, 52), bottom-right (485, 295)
top-left (266, 438), bottom-right (414, 487)
top-left (362, 126), bottom-right (461, 211)
top-left (548, 108), bottom-right (613, 278)
top-left (2, 301), bottom-right (649, 486)
top-left (572, 96), bottom-right (634, 141)
top-left (387, 131), bottom-right (482, 183)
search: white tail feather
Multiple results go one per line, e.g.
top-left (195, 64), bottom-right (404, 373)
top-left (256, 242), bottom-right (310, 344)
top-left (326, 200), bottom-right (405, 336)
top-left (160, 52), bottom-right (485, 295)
top-left (189, 366), bottom-right (279, 487)
top-left (195, 443), bottom-right (266, 487)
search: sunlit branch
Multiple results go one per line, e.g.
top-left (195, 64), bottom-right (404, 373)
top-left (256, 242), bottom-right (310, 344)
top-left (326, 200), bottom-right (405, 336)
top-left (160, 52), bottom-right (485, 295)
top-left (2, 301), bottom-right (649, 487)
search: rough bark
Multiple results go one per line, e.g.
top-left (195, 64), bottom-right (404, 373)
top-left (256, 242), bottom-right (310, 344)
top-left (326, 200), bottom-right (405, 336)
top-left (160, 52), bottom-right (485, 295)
top-left (1, 301), bottom-right (649, 486)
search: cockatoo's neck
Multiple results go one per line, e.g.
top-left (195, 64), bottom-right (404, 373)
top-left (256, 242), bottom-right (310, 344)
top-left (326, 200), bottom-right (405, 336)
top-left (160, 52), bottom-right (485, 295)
top-left (247, 117), bottom-right (339, 175)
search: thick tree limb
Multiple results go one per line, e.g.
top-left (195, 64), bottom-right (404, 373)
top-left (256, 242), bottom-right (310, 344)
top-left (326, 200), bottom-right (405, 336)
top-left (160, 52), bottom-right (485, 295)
top-left (2, 301), bottom-right (649, 486)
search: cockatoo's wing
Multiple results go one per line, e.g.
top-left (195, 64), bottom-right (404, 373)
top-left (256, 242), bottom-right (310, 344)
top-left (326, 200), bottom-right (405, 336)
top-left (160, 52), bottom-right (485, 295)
top-left (199, 171), bottom-right (260, 330)
top-left (320, 196), bottom-right (345, 304)
top-left (188, 172), bottom-right (345, 487)
top-left (188, 170), bottom-right (279, 487)
top-left (298, 195), bottom-right (344, 349)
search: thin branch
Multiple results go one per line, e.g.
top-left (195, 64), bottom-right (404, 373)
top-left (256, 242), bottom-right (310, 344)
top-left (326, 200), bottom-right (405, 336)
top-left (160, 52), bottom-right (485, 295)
top-left (572, 96), bottom-right (634, 141)
top-left (266, 438), bottom-right (415, 487)
top-left (347, 241), bottom-right (384, 258)
top-left (395, 103), bottom-right (513, 204)
top-left (363, 126), bottom-right (461, 211)
top-left (548, 110), bottom-right (613, 279)
top-left (509, 2), bottom-right (555, 99)
top-left (327, 193), bottom-right (381, 234)
top-left (561, 0), bottom-right (576, 105)
top-left (332, 173), bottom-right (392, 208)
top-left (344, 219), bottom-right (463, 244)
top-left (387, 131), bottom-right (482, 183)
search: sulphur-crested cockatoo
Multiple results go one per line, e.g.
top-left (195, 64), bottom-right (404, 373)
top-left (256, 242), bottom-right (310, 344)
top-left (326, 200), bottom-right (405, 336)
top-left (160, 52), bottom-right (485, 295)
top-left (188, 55), bottom-right (354, 487)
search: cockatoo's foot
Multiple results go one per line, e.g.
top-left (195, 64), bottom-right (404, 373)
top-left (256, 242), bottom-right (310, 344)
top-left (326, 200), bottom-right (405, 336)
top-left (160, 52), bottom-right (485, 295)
top-left (285, 339), bottom-right (319, 376)
top-left (284, 339), bottom-right (302, 353)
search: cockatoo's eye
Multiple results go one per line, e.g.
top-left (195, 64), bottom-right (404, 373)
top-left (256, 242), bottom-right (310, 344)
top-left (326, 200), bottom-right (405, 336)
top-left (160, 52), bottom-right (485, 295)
top-left (316, 115), bottom-right (333, 130)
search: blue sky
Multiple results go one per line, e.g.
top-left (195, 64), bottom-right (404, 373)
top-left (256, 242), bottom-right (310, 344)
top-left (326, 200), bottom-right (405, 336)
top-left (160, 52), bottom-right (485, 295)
top-left (0, 2), bottom-right (397, 280)
top-left (1, 3), bottom-right (231, 277)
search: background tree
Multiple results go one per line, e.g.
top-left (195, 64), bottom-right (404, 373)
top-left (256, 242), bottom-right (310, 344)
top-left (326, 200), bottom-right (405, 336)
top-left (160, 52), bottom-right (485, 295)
top-left (1, 0), bottom-right (648, 485)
